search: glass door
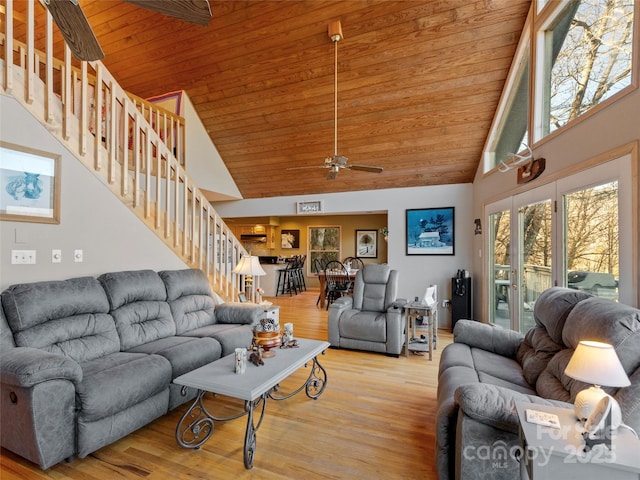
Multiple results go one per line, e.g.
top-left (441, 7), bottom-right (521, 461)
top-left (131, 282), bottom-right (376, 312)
top-left (516, 196), bottom-right (553, 333)
top-left (487, 198), bottom-right (512, 329)
top-left (487, 184), bottom-right (554, 332)
top-left (559, 175), bottom-right (622, 302)
top-left (486, 153), bottom-right (633, 331)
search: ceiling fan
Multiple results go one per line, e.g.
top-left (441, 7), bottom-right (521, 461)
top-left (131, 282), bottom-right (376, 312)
top-left (42, 0), bottom-right (212, 61)
top-left (289, 20), bottom-right (383, 180)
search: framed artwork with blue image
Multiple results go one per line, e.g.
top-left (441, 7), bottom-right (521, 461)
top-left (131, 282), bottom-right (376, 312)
top-left (406, 207), bottom-right (455, 255)
top-left (0, 142), bottom-right (60, 224)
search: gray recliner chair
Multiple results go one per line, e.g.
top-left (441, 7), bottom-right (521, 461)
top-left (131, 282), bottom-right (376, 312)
top-left (328, 264), bottom-right (405, 356)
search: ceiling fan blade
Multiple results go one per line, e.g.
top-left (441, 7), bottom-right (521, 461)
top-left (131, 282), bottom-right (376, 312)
top-left (285, 165), bottom-right (328, 171)
top-left (124, 0), bottom-right (212, 26)
top-left (348, 165), bottom-right (384, 173)
top-left (44, 0), bottom-right (104, 61)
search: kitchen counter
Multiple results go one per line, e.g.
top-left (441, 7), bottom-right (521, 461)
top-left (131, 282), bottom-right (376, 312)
top-left (260, 263), bottom-right (287, 297)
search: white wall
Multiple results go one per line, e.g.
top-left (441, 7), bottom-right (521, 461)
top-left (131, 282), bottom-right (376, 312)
top-left (182, 93), bottom-right (243, 200)
top-left (214, 183), bottom-right (474, 329)
top-left (0, 95), bottom-right (187, 290)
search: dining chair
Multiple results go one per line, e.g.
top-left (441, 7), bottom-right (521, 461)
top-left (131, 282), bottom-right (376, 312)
top-left (343, 256), bottom-right (364, 271)
top-left (314, 258), bottom-right (327, 306)
top-left (323, 260), bottom-right (352, 310)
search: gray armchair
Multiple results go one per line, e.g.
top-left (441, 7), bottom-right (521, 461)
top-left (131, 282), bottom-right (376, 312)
top-left (328, 264), bottom-right (405, 356)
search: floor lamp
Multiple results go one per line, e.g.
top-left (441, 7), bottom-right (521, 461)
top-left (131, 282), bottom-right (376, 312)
top-left (232, 255), bottom-right (266, 303)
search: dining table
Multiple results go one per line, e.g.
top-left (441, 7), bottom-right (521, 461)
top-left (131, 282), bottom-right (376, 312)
top-left (317, 269), bottom-right (358, 309)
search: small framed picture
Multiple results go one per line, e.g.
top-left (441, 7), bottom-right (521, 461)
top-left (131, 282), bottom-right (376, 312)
top-left (281, 229), bottom-right (300, 249)
top-left (1, 142), bottom-right (61, 224)
top-left (238, 293), bottom-right (247, 303)
top-left (356, 230), bottom-right (377, 258)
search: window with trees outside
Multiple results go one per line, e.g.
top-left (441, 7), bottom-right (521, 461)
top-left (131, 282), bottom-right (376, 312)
top-left (484, 0), bottom-right (635, 171)
top-left (539, 0), bottom-right (634, 139)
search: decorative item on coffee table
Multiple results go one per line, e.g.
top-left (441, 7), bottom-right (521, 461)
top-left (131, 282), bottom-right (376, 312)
top-left (253, 317), bottom-right (282, 357)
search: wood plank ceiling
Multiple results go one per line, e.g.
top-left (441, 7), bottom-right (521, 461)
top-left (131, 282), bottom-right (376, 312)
top-left (38, 0), bottom-right (531, 199)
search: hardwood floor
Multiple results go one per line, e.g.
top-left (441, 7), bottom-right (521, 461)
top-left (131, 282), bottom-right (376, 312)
top-left (0, 289), bottom-right (451, 479)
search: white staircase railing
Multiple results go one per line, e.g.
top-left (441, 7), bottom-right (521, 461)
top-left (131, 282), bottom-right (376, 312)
top-left (1, 0), bottom-right (248, 302)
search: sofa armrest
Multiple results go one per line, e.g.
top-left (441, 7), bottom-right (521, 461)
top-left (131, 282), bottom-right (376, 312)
top-left (214, 302), bottom-right (263, 325)
top-left (453, 319), bottom-right (524, 358)
top-left (387, 298), bottom-right (407, 311)
top-left (329, 295), bottom-right (353, 315)
top-left (1, 347), bottom-right (82, 387)
top-left (454, 383), bottom-right (572, 434)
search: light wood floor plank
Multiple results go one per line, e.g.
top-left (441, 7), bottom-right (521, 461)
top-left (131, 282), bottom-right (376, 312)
top-left (1, 289), bottom-right (450, 479)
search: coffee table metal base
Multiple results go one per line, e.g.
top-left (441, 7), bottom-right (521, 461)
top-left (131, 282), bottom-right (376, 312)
top-left (175, 354), bottom-right (327, 469)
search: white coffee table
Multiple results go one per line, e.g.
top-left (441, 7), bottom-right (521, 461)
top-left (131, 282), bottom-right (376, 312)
top-left (173, 338), bottom-right (330, 469)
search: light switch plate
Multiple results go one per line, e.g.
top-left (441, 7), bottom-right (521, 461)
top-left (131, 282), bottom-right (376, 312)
top-left (52, 249), bottom-right (62, 263)
top-left (11, 250), bottom-right (36, 264)
top-left (74, 250), bottom-right (83, 263)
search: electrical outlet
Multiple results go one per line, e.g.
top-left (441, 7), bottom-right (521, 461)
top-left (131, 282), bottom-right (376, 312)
top-left (442, 299), bottom-right (451, 308)
top-left (11, 250), bottom-right (36, 264)
top-left (74, 249), bottom-right (83, 263)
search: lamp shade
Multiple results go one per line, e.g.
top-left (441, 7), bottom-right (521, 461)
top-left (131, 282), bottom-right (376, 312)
top-left (564, 340), bottom-right (630, 387)
top-left (232, 255), bottom-right (266, 277)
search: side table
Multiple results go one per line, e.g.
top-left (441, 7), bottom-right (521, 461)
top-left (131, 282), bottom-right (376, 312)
top-left (403, 302), bottom-right (438, 360)
top-left (516, 402), bottom-right (640, 479)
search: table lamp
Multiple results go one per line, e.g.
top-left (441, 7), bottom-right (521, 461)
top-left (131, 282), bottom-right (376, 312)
top-left (564, 340), bottom-right (630, 422)
top-left (232, 255), bottom-right (266, 302)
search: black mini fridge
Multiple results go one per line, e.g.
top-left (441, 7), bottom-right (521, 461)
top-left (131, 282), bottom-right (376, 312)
top-left (451, 276), bottom-right (472, 330)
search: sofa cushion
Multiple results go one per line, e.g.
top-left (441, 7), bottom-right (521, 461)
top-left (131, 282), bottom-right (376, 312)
top-left (471, 348), bottom-right (533, 392)
top-left (535, 350), bottom-right (574, 402)
top-left (160, 268), bottom-right (214, 303)
top-left (99, 270), bottom-right (176, 350)
top-left (0, 307), bottom-right (15, 351)
top-left (99, 270), bottom-right (167, 310)
top-left (338, 310), bottom-right (387, 343)
top-left (1, 277), bottom-right (120, 363)
top-left (159, 269), bottom-right (218, 334)
top-left (562, 297), bottom-right (640, 374)
top-left (530, 287), bottom-right (592, 344)
top-left (126, 336), bottom-right (221, 378)
top-left (516, 327), bottom-right (564, 387)
top-left (352, 264), bottom-right (398, 312)
top-left (77, 352), bottom-right (171, 422)
top-left (165, 294), bottom-right (216, 334)
top-left (180, 324), bottom-right (254, 357)
top-left (515, 287), bottom-right (591, 387)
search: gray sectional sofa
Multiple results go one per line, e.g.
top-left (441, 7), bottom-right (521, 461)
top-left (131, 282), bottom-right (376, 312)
top-left (436, 287), bottom-right (640, 480)
top-left (0, 268), bottom-right (263, 470)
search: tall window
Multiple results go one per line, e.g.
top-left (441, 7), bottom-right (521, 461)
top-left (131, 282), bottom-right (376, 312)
top-left (484, 38), bottom-right (530, 171)
top-left (490, 53), bottom-right (530, 169)
top-left (540, 0), bottom-right (634, 137)
top-left (484, 0), bottom-right (636, 172)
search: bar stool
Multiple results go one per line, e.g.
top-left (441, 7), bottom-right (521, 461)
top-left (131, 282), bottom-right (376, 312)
top-left (276, 260), bottom-right (298, 296)
top-left (295, 255), bottom-right (307, 292)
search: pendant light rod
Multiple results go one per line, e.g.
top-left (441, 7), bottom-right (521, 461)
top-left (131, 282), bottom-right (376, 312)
top-left (328, 20), bottom-right (343, 157)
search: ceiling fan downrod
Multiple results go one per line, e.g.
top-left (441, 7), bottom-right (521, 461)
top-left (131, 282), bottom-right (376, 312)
top-left (329, 20), bottom-right (343, 159)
